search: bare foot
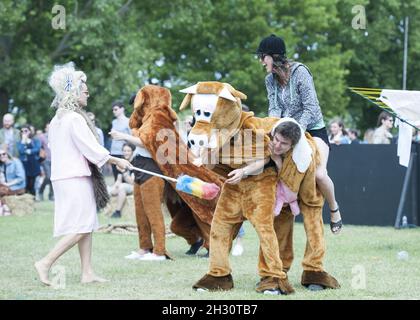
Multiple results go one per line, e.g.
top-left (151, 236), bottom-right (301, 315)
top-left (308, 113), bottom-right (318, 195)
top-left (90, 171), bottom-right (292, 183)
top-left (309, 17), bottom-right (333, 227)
top-left (81, 274), bottom-right (109, 284)
top-left (34, 260), bottom-right (51, 286)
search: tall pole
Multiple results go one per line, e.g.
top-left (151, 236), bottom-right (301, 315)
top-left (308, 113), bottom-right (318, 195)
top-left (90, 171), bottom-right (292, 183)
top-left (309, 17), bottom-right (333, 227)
top-left (403, 16), bottom-right (409, 90)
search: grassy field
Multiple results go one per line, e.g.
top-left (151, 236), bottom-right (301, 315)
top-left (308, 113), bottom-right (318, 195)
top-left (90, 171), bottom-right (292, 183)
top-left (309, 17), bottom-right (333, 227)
top-left (1, 201), bottom-right (419, 300)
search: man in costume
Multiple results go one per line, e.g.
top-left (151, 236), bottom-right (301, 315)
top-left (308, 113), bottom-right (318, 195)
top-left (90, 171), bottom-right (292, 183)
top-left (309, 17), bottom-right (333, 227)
top-left (270, 118), bottom-right (340, 290)
top-left (126, 85), bottom-right (224, 259)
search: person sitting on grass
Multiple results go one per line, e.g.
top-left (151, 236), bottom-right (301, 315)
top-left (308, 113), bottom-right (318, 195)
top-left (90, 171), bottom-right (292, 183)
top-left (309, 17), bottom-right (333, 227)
top-left (108, 143), bottom-right (135, 219)
top-left (0, 149), bottom-right (26, 197)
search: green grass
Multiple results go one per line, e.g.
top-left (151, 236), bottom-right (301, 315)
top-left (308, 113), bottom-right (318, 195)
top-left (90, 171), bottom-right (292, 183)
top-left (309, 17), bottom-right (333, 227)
top-left (1, 201), bottom-right (420, 300)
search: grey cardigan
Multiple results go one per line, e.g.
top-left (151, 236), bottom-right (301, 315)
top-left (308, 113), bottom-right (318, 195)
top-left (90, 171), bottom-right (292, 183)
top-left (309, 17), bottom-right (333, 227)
top-left (265, 62), bottom-right (324, 131)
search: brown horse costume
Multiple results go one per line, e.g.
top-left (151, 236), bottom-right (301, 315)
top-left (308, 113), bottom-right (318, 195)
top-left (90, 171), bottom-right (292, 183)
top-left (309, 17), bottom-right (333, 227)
top-left (129, 85), bottom-right (224, 255)
top-left (179, 81), bottom-right (294, 294)
top-left (181, 81), bottom-right (339, 293)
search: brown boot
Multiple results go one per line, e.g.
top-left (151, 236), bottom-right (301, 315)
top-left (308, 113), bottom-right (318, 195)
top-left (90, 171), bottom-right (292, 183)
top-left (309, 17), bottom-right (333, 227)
top-left (301, 270), bottom-right (340, 289)
top-left (255, 276), bottom-right (295, 295)
top-left (193, 274), bottom-right (234, 291)
top-left (278, 277), bottom-right (296, 294)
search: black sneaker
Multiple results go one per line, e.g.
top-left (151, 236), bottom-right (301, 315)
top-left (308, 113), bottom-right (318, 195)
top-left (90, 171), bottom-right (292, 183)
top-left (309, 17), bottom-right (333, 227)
top-left (111, 210), bottom-right (121, 218)
top-left (185, 238), bottom-right (204, 255)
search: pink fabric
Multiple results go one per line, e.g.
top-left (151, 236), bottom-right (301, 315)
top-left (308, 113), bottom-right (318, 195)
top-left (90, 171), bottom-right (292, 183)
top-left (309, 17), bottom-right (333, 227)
top-left (52, 176), bottom-right (98, 237)
top-left (49, 112), bottom-right (110, 181)
top-left (274, 181), bottom-right (300, 216)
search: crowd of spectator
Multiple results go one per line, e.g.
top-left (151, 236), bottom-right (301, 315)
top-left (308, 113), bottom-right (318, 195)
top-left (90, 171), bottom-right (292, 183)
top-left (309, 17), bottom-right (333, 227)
top-left (1, 104), bottom-right (418, 217)
top-left (0, 100), bottom-right (137, 216)
top-left (0, 113), bottom-right (48, 201)
top-left (327, 111), bottom-right (420, 146)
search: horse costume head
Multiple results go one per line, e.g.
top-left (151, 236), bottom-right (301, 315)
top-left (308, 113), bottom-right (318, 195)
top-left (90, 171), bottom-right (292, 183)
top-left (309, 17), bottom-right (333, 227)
top-left (179, 81), bottom-right (247, 157)
top-left (129, 85), bottom-right (178, 130)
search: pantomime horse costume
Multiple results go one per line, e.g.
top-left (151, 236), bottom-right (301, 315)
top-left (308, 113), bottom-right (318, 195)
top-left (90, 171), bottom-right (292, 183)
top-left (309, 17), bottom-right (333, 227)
top-left (180, 81), bottom-right (339, 293)
top-left (129, 85), bottom-right (224, 255)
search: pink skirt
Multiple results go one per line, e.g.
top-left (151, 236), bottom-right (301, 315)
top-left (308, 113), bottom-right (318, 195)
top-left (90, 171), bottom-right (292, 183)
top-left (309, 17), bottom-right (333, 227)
top-left (52, 176), bottom-right (99, 237)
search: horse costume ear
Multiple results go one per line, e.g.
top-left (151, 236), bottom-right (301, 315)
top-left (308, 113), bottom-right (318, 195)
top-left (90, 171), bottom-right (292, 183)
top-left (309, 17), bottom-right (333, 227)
top-left (168, 107), bottom-right (178, 122)
top-left (179, 84), bottom-right (198, 111)
top-left (133, 90), bottom-right (145, 110)
top-left (179, 93), bottom-right (192, 111)
top-left (219, 87), bottom-right (236, 102)
top-left (223, 83), bottom-right (247, 100)
top-left (180, 84), bottom-right (198, 94)
top-left (129, 111), bottom-right (142, 129)
top-left (129, 90), bottom-right (144, 129)
top-left (128, 110), bottom-right (143, 129)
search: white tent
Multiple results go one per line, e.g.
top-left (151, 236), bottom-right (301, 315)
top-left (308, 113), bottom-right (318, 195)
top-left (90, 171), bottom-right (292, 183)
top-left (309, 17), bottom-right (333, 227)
top-left (349, 87), bottom-right (420, 167)
top-left (379, 89), bottom-right (420, 167)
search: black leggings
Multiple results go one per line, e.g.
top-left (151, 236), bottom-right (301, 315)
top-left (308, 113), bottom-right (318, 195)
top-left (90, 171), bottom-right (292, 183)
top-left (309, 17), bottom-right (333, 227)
top-left (26, 176), bottom-right (36, 195)
top-left (307, 127), bottom-right (330, 149)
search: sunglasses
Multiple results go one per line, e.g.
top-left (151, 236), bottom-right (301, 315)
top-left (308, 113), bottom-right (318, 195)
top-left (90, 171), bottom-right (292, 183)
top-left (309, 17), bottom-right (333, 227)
top-left (257, 53), bottom-right (268, 60)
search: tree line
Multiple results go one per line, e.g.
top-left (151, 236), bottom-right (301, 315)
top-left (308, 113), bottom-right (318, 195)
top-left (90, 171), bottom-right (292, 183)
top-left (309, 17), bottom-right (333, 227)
top-left (1, 0), bottom-right (419, 132)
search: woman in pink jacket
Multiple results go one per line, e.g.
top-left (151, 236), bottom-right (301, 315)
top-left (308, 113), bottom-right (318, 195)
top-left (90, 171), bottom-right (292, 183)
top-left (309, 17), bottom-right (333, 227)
top-left (35, 62), bottom-right (132, 286)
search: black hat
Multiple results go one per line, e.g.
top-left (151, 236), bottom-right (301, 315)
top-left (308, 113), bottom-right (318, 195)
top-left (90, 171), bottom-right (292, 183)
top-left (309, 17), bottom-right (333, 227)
top-left (256, 34), bottom-right (286, 56)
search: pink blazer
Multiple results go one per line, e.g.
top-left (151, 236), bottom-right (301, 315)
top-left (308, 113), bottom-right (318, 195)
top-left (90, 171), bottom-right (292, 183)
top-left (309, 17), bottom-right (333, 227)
top-left (49, 111), bottom-right (110, 181)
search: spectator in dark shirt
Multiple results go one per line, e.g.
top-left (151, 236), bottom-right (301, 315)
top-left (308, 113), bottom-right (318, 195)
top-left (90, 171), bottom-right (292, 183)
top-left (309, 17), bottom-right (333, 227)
top-left (348, 129), bottom-right (361, 144)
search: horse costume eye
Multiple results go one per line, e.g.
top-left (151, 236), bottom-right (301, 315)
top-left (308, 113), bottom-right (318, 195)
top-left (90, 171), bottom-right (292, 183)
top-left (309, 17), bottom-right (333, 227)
top-left (204, 112), bottom-right (211, 117)
top-left (196, 110), bottom-right (201, 116)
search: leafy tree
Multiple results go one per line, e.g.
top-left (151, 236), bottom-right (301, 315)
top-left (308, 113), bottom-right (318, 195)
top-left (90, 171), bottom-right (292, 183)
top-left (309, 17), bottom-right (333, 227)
top-left (133, 0), bottom-right (353, 120)
top-left (334, 0), bottom-right (420, 131)
top-left (1, 0), bottom-right (419, 135)
top-left (0, 0), bottom-right (154, 129)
